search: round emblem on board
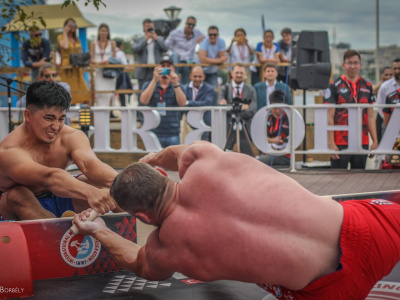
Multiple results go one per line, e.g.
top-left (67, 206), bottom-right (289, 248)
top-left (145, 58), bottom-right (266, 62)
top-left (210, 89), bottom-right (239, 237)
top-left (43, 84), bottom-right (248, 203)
top-left (60, 230), bottom-right (101, 267)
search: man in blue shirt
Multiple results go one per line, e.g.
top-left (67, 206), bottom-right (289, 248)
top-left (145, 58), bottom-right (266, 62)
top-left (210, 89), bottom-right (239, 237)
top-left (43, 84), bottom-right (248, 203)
top-left (140, 56), bottom-right (187, 148)
top-left (166, 16), bottom-right (205, 85)
top-left (21, 26), bottom-right (51, 81)
top-left (199, 26), bottom-right (227, 88)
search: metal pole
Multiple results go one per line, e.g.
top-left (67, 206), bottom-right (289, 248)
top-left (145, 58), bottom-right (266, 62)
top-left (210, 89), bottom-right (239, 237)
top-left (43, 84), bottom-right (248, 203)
top-left (7, 78), bottom-right (13, 133)
top-left (302, 89), bottom-right (306, 163)
top-left (375, 0), bottom-right (380, 83)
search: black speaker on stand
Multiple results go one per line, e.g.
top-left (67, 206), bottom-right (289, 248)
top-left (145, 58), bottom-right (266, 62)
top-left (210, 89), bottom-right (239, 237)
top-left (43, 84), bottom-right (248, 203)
top-left (289, 31), bottom-right (331, 163)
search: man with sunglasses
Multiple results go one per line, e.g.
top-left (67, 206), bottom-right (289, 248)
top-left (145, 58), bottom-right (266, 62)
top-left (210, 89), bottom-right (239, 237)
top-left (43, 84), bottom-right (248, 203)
top-left (17, 63), bottom-right (70, 112)
top-left (165, 16), bottom-right (205, 85)
top-left (21, 26), bottom-right (51, 81)
top-left (199, 26), bottom-right (227, 89)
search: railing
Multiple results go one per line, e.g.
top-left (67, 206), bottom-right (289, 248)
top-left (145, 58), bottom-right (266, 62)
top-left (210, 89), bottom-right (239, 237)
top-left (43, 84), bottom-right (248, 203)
top-left (1, 103), bottom-right (399, 171)
top-left (0, 62), bottom-right (288, 103)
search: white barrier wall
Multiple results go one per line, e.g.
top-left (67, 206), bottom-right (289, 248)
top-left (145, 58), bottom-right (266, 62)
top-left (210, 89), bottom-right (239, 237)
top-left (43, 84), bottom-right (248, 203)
top-left (1, 105), bottom-right (399, 157)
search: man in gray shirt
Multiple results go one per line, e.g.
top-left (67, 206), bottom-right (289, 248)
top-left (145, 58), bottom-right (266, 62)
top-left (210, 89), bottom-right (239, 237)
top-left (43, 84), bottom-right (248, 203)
top-left (165, 16), bottom-right (205, 85)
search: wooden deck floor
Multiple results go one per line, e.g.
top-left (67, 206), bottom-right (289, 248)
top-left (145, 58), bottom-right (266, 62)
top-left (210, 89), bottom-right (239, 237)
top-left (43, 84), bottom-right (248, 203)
top-left (280, 169), bottom-right (400, 196)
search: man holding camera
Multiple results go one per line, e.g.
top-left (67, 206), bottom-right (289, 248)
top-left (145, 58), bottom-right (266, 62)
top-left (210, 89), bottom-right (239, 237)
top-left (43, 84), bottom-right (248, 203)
top-left (140, 56), bottom-right (187, 148)
top-left (22, 26), bottom-right (51, 82)
top-left (218, 62), bottom-right (257, 155)
top-left (132, 19), bottom-right (169, 89)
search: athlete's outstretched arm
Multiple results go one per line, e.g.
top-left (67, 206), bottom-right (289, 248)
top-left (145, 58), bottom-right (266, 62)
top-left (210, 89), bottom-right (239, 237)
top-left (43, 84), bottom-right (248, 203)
top-left (139, 143), bottom-right (196, 171)
top-left (73, 209), bottom-right (173, 281)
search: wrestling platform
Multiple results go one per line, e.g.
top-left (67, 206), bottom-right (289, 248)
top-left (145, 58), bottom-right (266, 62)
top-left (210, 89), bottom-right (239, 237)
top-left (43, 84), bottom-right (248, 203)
top-left (0, 170), bottom-right (399, 300)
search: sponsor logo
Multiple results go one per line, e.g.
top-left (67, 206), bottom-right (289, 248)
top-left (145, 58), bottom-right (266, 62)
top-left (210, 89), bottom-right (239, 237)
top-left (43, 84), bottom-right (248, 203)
top-left (360, 88), bottom-right (370, 93)
top-left (369, 199), bottom-right (394, 205)
top-left (60, 230), bottom-right (101, 268)
top-left (273, 285), bottom-right (282, 297)
top-left (366, 281), bottom-right (400, 299)
top-left (339, 88), bottom-right (349, 94)
top-left (324, 88), bottom-right (331, 99)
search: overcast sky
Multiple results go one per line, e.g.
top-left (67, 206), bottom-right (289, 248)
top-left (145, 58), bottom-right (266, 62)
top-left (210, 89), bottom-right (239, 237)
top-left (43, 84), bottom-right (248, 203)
top-left (48, 0), bottom-right (399, 50)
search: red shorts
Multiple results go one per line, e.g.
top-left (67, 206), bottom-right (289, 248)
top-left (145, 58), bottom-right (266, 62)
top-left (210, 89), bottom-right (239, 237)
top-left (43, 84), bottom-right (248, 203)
top-left (258, 199), bottom-right (400, 300)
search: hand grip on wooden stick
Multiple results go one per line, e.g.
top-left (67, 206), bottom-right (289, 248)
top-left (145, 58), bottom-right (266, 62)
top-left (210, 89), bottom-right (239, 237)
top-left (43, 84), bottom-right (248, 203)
top-left (70, 210), bottom-right (99, 234)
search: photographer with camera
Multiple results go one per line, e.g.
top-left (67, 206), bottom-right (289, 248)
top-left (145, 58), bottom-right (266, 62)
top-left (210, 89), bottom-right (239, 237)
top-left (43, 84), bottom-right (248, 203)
top-left (218, 63), bottom-right (257, 156)
top-left (258, 90), bottom-right (291, 167)
top-left (132, 19), bottom-right (169, 89)
top-left (140, 56), bottom-right (187, 148)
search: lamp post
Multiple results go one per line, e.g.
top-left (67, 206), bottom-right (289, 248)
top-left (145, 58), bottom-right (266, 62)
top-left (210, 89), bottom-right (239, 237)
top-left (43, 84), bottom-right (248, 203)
top-left (163, 6), bottom-right (182, 20)
top-left (375, 0), bottom-right (380, 83)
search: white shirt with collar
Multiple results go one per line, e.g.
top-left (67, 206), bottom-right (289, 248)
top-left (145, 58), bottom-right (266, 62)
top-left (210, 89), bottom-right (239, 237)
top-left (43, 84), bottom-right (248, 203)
top-left (231, 80), bottom-right (244, 98)
top-left (377, 77), bottom-right (400, 117)
top-left (188, 81), bottom-right (203, 100)
top-left (266, 80), bottom-right (277, 105)
top-left (146, 39), bottom-right (155, 64)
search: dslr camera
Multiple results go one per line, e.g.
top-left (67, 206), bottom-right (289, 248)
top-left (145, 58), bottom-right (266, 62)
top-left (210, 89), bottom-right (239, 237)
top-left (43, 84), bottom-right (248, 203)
top-left (231, 97), bottom-right (251, 114)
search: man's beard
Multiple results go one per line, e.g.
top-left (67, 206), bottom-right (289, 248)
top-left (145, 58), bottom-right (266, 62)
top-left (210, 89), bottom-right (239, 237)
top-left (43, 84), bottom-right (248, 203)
top-left (395, 73), bottom-right (400, 81)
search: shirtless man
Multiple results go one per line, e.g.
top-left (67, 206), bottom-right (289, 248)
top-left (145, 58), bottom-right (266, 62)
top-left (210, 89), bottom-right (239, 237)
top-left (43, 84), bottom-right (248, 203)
top-left (74, 142), bottom-right (400, 299)
top-left (0, 81), bottom-right (119, 220)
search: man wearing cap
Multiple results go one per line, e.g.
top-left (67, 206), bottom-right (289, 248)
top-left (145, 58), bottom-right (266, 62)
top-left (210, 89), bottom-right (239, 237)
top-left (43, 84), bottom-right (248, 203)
top-left (21, 26), bottom-right (51, 81)
top-left (140, 56), bottom-right (187, 148)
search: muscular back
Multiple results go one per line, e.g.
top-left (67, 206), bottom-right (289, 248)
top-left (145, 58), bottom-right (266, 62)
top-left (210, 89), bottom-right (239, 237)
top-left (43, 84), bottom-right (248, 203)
top-left (148, 143), bottom-right (343, 290)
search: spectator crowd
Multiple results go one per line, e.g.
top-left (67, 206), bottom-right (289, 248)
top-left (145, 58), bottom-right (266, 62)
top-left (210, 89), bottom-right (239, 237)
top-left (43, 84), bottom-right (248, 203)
top-left (19, 15), bottom-right (400, 170)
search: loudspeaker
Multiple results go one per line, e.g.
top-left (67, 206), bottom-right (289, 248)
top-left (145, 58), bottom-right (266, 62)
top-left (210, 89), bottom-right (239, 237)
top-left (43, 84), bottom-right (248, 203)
top-left (290, 31), bottom-right (331, 90)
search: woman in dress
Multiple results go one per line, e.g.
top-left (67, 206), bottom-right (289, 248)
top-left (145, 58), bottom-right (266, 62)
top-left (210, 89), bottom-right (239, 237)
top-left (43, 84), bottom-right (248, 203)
top-left (57, 18), bottom-right (90, 105)
top-left (90, 23), bottom-right (117, 107)
top-left (250, 29), bottom-right (280, 85)
top-left (227, 28), bottom-right (253, 84)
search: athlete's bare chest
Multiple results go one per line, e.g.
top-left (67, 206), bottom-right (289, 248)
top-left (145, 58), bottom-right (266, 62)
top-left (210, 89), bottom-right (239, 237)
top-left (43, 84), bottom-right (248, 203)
top-left (29, 145), bottom-right (71, 169)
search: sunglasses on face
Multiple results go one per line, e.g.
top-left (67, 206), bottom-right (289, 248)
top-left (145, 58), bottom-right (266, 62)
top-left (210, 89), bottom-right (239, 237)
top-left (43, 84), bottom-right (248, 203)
top-left (34, 33), bottom-right (42, 38)
top-left (44, 73), bottom-right (57, 79)
top-left (209, 33), bottom-right (218, 37)
top-left (186, 23), bottom-right (196, 27)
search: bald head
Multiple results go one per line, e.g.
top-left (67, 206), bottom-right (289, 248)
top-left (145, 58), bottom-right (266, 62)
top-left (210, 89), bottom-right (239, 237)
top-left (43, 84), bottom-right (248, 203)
top-left (190, 67), bottom-right (205, 89)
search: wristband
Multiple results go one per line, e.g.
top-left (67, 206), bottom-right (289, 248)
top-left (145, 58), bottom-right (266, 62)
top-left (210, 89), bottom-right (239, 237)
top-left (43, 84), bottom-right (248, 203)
top-left (174, 85), bottom-right (180, 88)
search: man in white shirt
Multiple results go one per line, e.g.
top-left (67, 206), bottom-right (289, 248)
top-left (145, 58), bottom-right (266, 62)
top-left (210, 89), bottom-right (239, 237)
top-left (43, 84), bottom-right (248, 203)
top-left (218, 63), bottom-right (257, 155)
top-left (132, 19), bottom-right (168, 89)
top-left (376, 58), bottom-right (400, 137)
top-left (254, 63), bottom-right (292, 111)
top-left (166, 16), bottom-right (205, 85)
top-left (181, 67), bottom-right (215, 140)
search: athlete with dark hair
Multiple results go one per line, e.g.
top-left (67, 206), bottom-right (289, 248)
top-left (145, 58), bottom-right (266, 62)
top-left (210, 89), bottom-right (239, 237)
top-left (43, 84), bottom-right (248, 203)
top-left (0, 81), bottom-right (121, 220)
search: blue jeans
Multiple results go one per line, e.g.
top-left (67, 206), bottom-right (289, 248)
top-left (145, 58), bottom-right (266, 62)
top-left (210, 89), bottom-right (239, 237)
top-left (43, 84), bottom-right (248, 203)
top-left (157, 134), bottom-right (180, 148)
top-left (171, 52), bottom-right (191, 85)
